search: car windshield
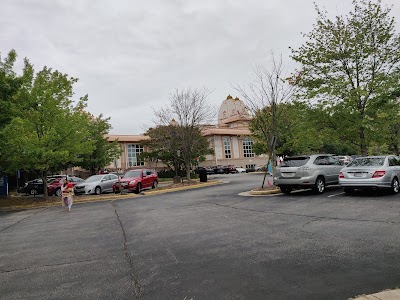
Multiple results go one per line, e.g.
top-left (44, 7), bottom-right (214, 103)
top-left (281, 157), bottom-right (310, 167)
top-left (85, 175), bottom-right (104, 183)
top-left (348, 157), bottom-right (385, 167)
top-left (123, 170), bottom-right (142, 178)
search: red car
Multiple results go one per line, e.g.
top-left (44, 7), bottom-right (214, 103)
top-left (47, 176), bottom-right (84, 196)
top-left (113, 169), bottom-right (158, 194)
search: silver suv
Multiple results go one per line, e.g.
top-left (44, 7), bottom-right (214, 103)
top-left (273, 154), bottom-right (343, 194)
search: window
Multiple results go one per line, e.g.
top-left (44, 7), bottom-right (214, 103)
top-left (224, 137), bottom-right (231, 159)
top-left (246, 164), bottom-right (255, 169)
top-left (327, 156), bottom-right (341, 165)
top-left (314, 156), bottom-right (329, 165)
top-left (127, 144), bottom-right (144, 167)
top-left (281, 156), bottom-right (310, 167)
top-left (242, 138), bottom-right (255, 158)
top-left (388, 157), bottom-right (400, 166)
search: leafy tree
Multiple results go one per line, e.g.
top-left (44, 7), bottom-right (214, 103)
top-left (0, 59), bottom-right (94, 196)
top-left (373, 93), bottom-right (400, 155)
top-left (78, 114), bottom-right (121, 175)
top-left (291, 0), bottom-right (400, 155)
top-left (142, 123), bottom-right (213, 178)
top-left (152, 88), bottom-right (215, 180)
top-left (0, 50), bottom-right (22, 129)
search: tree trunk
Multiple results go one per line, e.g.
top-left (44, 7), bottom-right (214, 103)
top-left (359, 127), bottom-right (367, 156)
top-left (42, 172), bottom-right (48, 197)
top-left (186, 162), bottom-right (191, 181)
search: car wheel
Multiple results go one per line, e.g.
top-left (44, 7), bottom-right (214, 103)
top-left (391, 177), bottom-right (399, 194)
top-left (55, 188), bottom-right (62, 197)
top-left (30, 188), bottom-right (38, 196)
top-left (280, 186), bottom-right (292, 194)
top-left (135, 183), bottom-right (142, 194)
top-left (313, 176), bottom-right (325, 194)
top-left (343, 187), bottom-right (354, 195)
top-left (152, 180), bottom-right (158, 189)
top-left (95, 186), bottom-right (102, 195)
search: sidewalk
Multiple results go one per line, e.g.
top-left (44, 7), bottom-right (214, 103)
top-left (350, 289), bottom-right (400, 299)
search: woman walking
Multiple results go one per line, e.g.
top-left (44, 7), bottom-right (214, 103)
top-left (61, 179), bottom-right (74, 211)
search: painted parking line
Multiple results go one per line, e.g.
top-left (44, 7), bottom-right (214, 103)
top-left (327, 192), bottom-right (345, 197)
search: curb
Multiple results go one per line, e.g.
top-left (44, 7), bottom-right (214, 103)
top-left (143, 180), bottom-right (223, 195)
top-left (249, 189), bottom-right (281, 195)
top-left (0, 180), bottom-right (224, 211)
top-left (349, 289), bottom-right (400, 300)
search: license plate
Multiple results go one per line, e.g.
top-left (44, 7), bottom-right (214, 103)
top-left (282, 172), bottom-right (295, 178)
top-left (353, 173), bottom-right (364, 178)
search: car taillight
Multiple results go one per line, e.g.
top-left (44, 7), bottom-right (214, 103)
top-left (372, 171), bottom-right (385, 178)
top-left (339, 172), bottom-right (344, 178)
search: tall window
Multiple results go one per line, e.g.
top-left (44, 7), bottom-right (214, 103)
top-left (243, 138), bottom-right (255, 158)
top-left (224, 137), bottom-right (231, 159)
top-left (127, 144), bottom-right (144, 167)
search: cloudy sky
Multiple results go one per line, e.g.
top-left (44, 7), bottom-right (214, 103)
top-left (1, 0), bottom-right (399, 134)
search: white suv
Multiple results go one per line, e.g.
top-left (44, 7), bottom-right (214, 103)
top-left (273, 154), bottom-right (343, 194)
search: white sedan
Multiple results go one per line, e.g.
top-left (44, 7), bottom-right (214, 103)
top-left (236, 167), bottom-right (246, 173)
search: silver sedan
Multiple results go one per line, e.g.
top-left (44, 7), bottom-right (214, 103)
top-left (74, 174), bottom-right (119, 195)
top-left (339, 156), bottom-right (400, 194)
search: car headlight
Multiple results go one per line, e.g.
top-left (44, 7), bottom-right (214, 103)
top-left (129, 180), bottom-right (136, 185)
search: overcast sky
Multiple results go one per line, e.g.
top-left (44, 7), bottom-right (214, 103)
top-left (1, 0), bottom-right (399, 134)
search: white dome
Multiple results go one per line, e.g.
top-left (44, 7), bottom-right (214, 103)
top-left (218, 95), bottom-right (249, 124)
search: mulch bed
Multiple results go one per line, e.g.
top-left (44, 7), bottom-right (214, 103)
top-left (0, 180), bottom-right (207, 210)
top-left (0, 195), bottom-right (59, 209)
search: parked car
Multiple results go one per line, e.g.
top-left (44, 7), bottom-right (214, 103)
top-left (47, 176), bottom-right (84, 196)
top-left (273, 154), bottom-right (343, 194)
top-left (339, 156), bottom-right (400, 194)
top-left (255, 164), bottom-right (269, 172)
top-left (74, 174), bottom-right (119, 195)
top-left (334, 155), bottom-right (353, 165)
top-left (195, 167), bottom-right (214, 175)
top-left (204, 167), bottom-right (215, 175)
top-left (112, 169), bottom-right (158, 194)
top-left (18, 177), bottom-right (59, 195)
top-left (19, 179), bottom-right (46, 195)
top-left (236, 167), bottom-right (246, 173)
top-left (212, 166), bottom-right (225, 174)
top-left (246, 166), bottom-right (256, 173)
top-left (222, 165), bottom-right (238, 174)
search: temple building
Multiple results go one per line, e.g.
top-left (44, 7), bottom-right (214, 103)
top-left (105, 95), bottom-right (268, 171)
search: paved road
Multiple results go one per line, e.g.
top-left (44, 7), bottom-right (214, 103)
top-left (1, 173), bottom-right (400, 299)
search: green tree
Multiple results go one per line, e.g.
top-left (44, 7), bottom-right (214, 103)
top-left (291, 0), bottom-right (400, 155)
top-left (0, 50), bottom-right (22, 130)
top-left (77, 114), bottom-right (121, 175)
top-left (142, 123), bottom-right (213, 178)
top-left (0, 60), bottom-right (94, 196)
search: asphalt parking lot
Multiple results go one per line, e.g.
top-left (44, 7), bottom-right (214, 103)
top-left (1, 173), bottom-right (400, 300)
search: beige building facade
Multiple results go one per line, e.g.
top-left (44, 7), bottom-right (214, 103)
top-left (105, 95), bottom-right (268, 171)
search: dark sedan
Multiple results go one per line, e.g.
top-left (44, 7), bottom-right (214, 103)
top-left (18, 177), bottom-right (58, 195)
